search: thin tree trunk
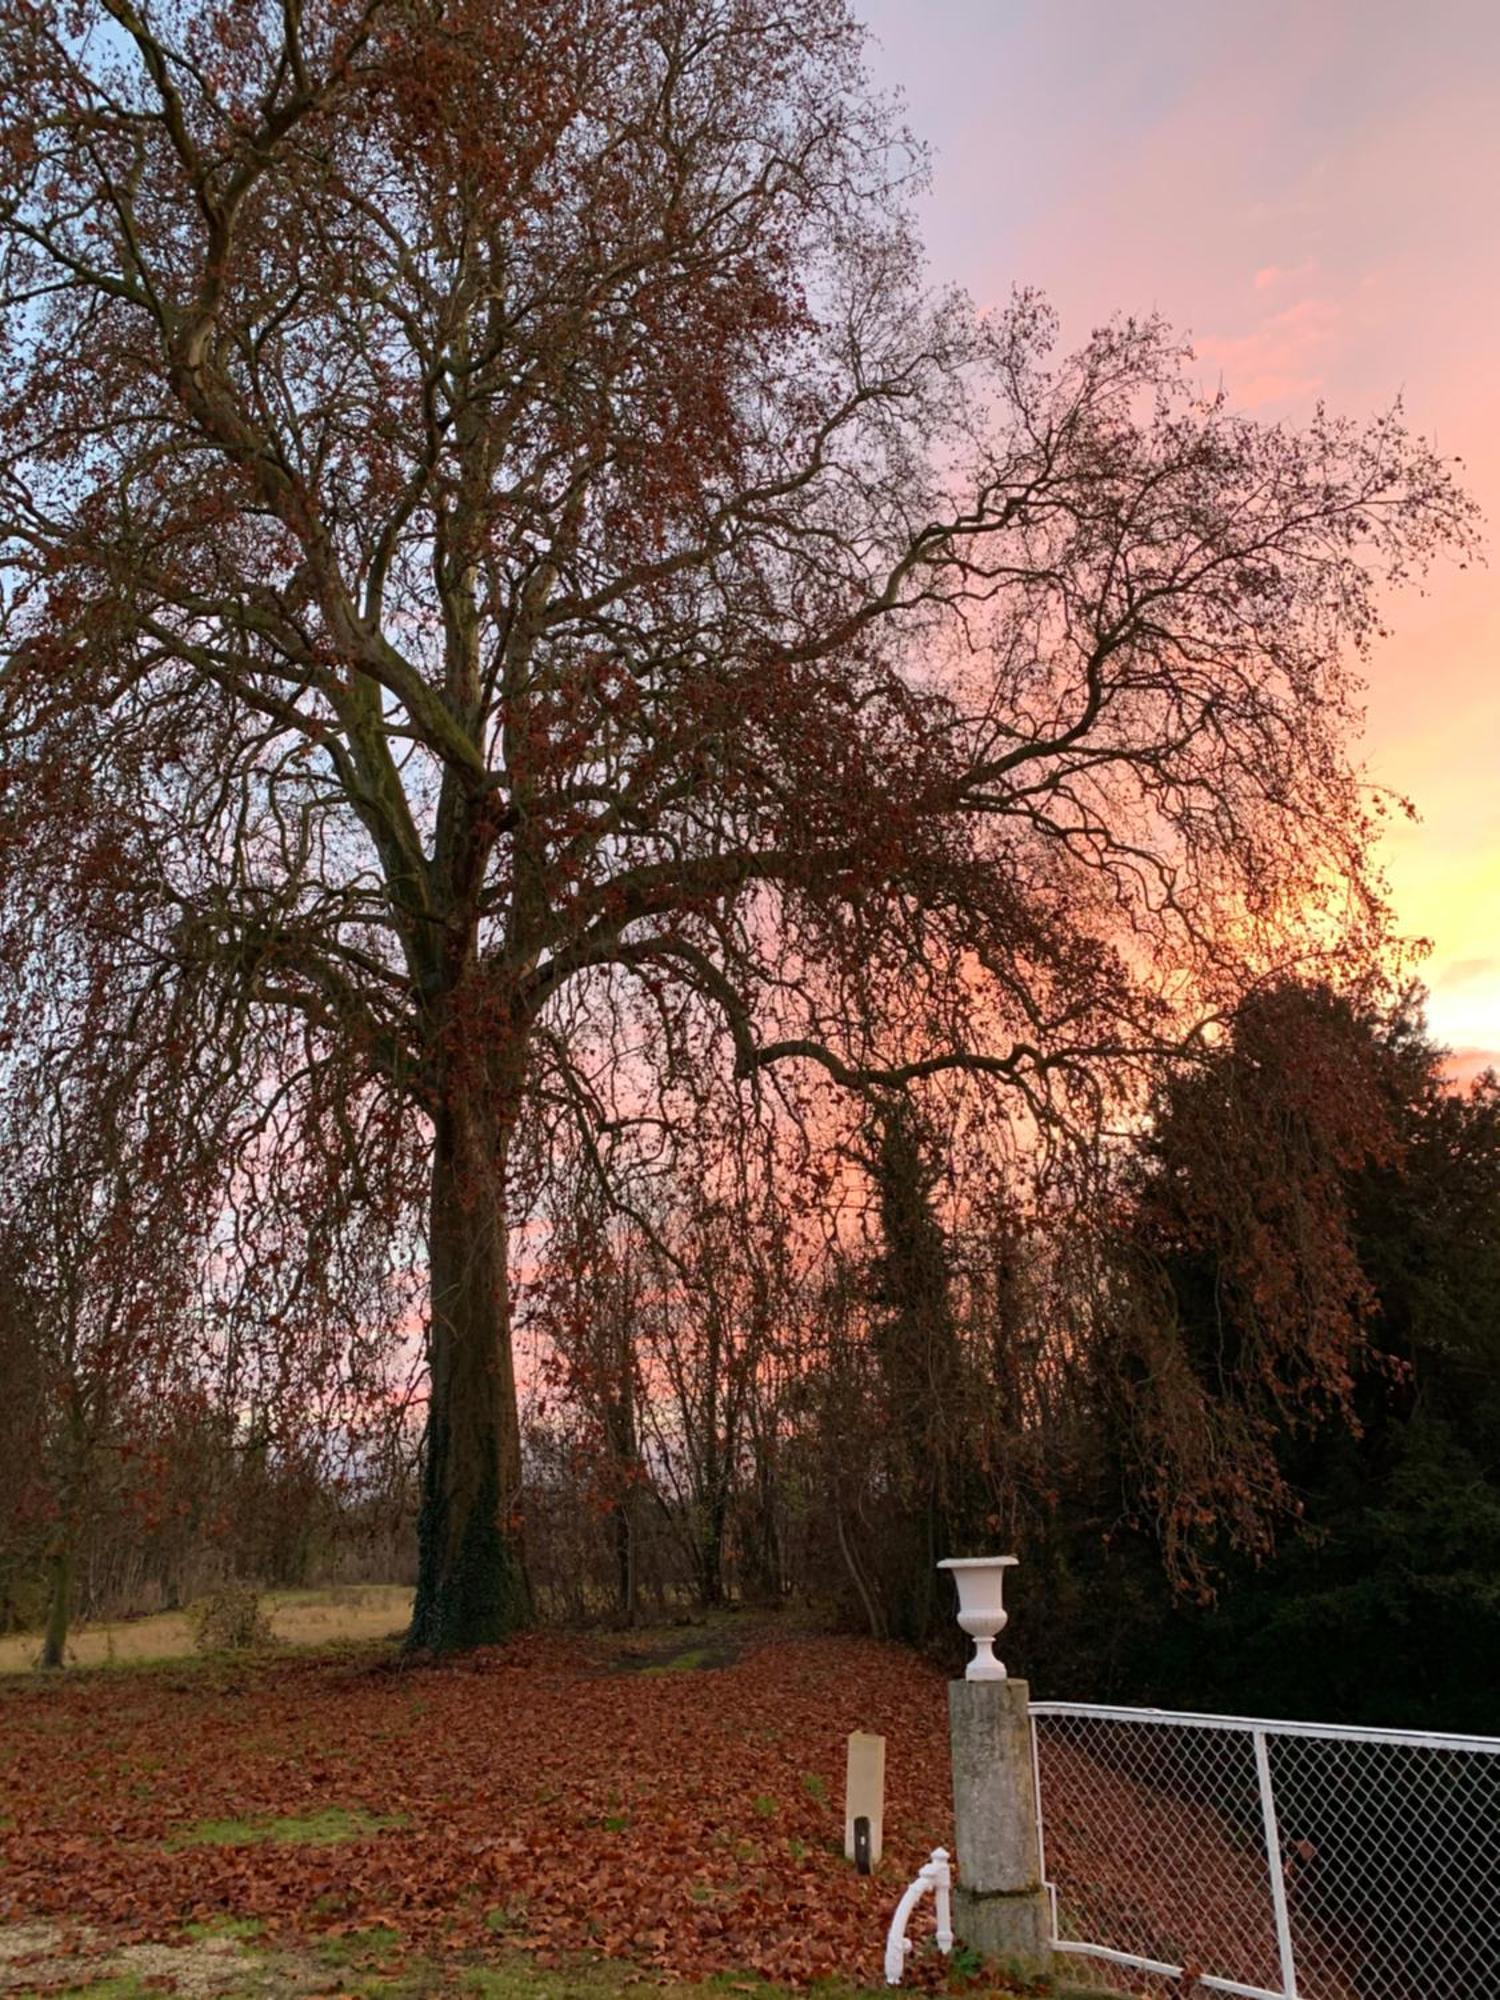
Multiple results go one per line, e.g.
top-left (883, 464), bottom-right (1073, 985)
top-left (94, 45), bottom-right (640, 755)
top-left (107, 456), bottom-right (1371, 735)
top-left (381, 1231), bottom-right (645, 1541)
top-left (607, 1328), bottom-right (639, 1626)
top-left (835, 1496), bottom-right (884, 1641)
top-left (39, 1539), bottom-right (73, 1670)
top-left (696, 1312), bottom-right (726, 1608)
top-left (745, 1435), bottom-right (783, 1605)
top-left (699, 1484), bottom-right (731, 1609)
top-left (408, 1088), bottom-right (532, 1653)
top-left (613, 1487), bottom-right (637, 1627)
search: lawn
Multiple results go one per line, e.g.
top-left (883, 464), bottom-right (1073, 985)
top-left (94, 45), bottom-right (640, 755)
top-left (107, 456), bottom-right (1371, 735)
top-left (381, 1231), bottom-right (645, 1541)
top-left (0, 1621), bottom-right (1000, 1997)
top-left (0, 1586), bottom-right (415, 1676)
top-left (0, 1915), bottom-right (954, 2000)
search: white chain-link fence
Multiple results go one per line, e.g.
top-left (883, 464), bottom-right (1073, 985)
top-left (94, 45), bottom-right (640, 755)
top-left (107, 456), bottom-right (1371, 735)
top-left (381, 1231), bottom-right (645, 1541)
top-left (1029, 1702), bottom-right (1500, 2000)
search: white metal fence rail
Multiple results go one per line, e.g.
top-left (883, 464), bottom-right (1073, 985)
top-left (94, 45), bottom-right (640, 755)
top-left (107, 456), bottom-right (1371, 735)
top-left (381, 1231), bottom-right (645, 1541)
top-left (1029, 1702), bottom-right (1500, 2000)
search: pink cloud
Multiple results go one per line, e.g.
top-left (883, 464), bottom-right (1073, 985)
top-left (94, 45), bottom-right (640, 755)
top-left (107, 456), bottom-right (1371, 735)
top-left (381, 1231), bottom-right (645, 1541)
top-left (1196, 297), bottom-right (1344, 405)
top-left (1441, 1048), bottom-right (1500, 1091)
top-left (1253, 259), bottom-right (1318, 292)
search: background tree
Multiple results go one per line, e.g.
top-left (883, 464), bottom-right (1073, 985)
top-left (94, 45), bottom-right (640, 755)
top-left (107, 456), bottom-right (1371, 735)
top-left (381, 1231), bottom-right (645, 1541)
top-left (1097, 980), bottom-right (1405, 1588)
top-left (527, 1180), bottom-right (652, 1625)
top-left (0, 1015), bottom-right (219, 1665)
top-left (859, 1097), bottom-right (963, 1642)
top-left (0, 580), bottom-right (423, 1662)
top-left (1075, 988), bottom-right (1500, 1729)
top-left (0, 0), bottom-right (1474, 1652)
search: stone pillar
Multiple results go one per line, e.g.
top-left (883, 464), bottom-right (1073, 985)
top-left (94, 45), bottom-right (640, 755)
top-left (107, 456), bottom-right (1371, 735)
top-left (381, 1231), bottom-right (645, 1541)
top-left (947, 1678), bottom-right (1052, 1979)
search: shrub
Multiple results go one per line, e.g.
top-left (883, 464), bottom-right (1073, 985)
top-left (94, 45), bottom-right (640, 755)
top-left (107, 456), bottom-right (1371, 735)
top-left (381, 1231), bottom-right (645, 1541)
top-left (190, 1583), bottom-right (274, 1653)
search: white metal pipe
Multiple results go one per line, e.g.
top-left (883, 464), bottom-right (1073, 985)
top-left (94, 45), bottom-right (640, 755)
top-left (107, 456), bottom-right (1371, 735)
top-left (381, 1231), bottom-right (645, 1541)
top-left (883, 1874), bottom-right (928, 1988)
top-left (933, 1862), bottom-right (953, 1954)
top-left (883, 1847), bottom-right (953, 1986)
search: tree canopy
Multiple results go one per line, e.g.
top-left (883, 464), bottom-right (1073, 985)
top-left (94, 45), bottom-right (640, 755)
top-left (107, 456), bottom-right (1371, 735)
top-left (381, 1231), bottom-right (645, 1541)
top-left (0, 0), bottom-right (1476, 1649)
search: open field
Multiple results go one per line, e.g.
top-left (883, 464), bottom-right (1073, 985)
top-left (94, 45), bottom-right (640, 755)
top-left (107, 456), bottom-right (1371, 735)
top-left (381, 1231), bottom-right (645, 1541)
top-left (0, 1619), bottom-right (1159, 1997)
top-left (0, 1587), bottom-right (415, 1676)
top-left (1, 1622), bottom-right (980, 1996)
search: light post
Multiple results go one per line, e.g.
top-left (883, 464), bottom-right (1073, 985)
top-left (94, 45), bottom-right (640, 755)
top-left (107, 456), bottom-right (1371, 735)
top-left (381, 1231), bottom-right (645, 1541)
top-left (937, 1554), bottom-right (1052, 1982)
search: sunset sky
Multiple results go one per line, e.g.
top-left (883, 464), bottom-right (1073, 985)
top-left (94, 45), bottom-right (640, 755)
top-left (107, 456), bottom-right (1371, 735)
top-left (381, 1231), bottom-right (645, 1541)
top-left (864, 0), bottom-right (1500, 1072)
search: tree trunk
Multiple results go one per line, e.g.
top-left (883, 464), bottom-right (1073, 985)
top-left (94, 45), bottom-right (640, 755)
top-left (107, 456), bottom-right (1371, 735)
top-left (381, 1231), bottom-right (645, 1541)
top-left (696, 1313), bottom-right (727, 1608)
top-left (39, 1538), bottom-right (73, 1671)
top-left (605, 1334), bottom-right (639, 1627)
top-left (697, 1482), bottom-right (730, 1608)
top-left (613, 1485), bottom-right (637, 1627)
top-left (408, 1087), bottom-right (532, 1653)
top-left (743, 1434), bottom-right (783, 1605)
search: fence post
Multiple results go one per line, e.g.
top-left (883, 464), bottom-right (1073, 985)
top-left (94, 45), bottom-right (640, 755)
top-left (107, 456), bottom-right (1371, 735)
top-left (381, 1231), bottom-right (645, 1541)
top-left (1253, 1728), bottom-right (1300, 2000)
top-left (939, 1557), bottom-right (1053, 1982)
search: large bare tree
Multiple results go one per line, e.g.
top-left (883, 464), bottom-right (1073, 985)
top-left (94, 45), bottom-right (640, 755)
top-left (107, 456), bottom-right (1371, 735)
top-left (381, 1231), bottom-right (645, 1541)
top-left (0, 0), bottom-right (1474, 1649)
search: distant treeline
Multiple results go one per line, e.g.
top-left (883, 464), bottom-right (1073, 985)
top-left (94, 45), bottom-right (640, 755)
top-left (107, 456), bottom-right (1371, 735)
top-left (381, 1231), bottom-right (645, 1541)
top-left (13, 980), bottom-right (1496, 1733)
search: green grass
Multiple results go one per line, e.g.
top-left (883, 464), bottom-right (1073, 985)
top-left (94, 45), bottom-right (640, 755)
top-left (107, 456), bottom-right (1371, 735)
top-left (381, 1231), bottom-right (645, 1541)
top-left (182, 1913), bottom-right (265, 1942)
top-left (638, 1646), bottom-right (712, 1674)
top-left (21, 1931), bottom-right (1115, 2000)
top-left (455, 1964), bottom-right (900, 2000)
top-left (54, 1981), bottom-right (159, 2000)
top-left (799, 1772), bottom-right (829, 1803)
top-left (167, 1803), bottom-right (407, 1849)
top-left (317, 1924), bottom-right (404, 1966)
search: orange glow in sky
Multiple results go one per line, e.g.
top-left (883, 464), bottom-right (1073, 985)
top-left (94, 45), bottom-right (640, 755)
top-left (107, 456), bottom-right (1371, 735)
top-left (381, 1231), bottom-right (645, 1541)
top-left (863, 0), bottom-right (1500, 1069)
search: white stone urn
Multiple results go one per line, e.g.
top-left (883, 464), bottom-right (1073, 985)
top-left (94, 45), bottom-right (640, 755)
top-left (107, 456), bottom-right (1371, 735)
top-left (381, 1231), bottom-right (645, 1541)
top-left (937, 1555), bottom-right (1019, 1680)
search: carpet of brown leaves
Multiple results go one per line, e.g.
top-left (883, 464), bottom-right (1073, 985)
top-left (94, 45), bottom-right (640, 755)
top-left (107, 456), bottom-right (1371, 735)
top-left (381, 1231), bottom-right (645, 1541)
top-left (0, 1624), bottom-right (966, 1989)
